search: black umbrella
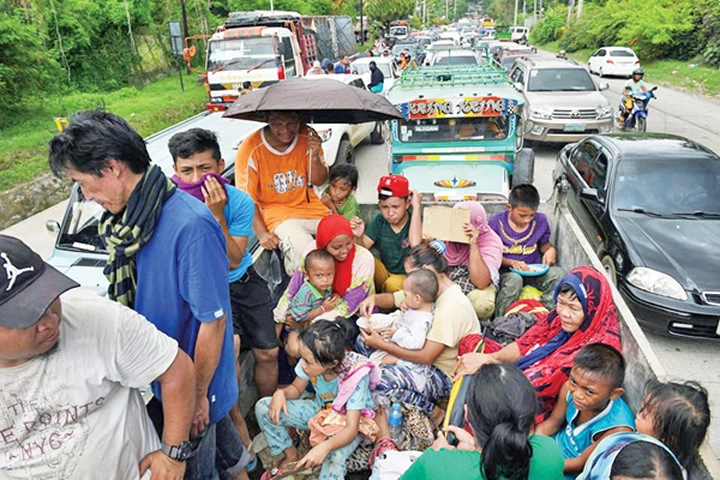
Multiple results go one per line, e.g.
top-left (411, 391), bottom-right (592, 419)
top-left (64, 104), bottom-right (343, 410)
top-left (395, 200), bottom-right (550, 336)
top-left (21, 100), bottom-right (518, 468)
top-left (222, 76), bottom-right (403, 123)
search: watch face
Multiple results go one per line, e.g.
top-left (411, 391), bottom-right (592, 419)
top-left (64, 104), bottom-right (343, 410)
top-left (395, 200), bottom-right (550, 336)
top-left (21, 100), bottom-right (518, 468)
top-left (164, 441), bottom-right (192, 461)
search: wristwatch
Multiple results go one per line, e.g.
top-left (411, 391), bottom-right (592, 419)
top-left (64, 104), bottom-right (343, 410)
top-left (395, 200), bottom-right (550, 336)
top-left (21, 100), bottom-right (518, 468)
top-left (161, 440), bottom-right (192, 462)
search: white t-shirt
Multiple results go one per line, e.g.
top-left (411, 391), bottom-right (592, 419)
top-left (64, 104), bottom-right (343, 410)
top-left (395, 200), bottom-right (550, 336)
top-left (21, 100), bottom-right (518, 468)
top-left (0, 290), bottom-right (178, 479)
top-left (394, 284), bottom-right (479, 377)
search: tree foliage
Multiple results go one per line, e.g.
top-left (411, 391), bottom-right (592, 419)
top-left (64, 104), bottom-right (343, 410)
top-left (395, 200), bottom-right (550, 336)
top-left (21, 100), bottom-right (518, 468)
top-left (364, 0), bottom-right (415, 30)
top-left (531, 0), bottom-right (713, 63)
top-left (0, 0), bottom-right (358, 122)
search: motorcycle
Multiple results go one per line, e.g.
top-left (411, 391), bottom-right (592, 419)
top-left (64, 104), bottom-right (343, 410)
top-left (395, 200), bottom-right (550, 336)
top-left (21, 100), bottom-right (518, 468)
top-left (619, 86), bottom-right (658, 132)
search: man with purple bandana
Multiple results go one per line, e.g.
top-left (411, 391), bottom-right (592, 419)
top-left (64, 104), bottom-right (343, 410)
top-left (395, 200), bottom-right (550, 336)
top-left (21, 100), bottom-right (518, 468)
top-left (489, 184), bottom-right (565, 316)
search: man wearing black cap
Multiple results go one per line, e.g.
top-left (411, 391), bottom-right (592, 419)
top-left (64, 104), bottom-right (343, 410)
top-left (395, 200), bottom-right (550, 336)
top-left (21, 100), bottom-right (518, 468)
top-left (0, 235), bottom-right (195, 479)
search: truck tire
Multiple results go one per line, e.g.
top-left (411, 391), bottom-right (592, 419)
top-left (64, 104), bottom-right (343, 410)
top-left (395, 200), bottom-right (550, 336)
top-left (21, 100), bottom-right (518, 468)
top-left (336, 138), bottom-right (355, 165)
top-left (512, 148), bottom-right (534, 187)
top-left (370, 122), bottom-right (385, 144)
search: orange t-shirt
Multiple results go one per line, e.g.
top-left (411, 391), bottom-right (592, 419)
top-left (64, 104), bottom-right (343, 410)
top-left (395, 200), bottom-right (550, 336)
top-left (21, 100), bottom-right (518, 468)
top-left (235, 126), bottom-right (329, 232)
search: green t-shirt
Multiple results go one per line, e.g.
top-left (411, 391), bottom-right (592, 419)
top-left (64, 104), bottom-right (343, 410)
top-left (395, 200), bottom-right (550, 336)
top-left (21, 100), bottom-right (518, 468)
top-left (400, 435), bottom-right (564, 480)
top-left (365, 208), bottom-right (412, 274)
top-left (323, 187), bottom-right (359, 221)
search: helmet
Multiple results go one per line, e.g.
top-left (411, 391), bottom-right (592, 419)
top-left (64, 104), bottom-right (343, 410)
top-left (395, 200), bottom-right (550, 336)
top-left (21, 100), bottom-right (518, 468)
top-left (632, 67), bottom-right (644, 76)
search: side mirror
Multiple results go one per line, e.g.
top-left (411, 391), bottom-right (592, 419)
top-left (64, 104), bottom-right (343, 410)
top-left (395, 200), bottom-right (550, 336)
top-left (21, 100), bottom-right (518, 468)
top-left (599, 82), bottom-right (610, 91)
top-left (513, 82), bottom-right (523, 91)
top-left (317, 129), bottom-right (333, 143)
top-left (46, 219), bottom-right (61, 236)
top-left (580, 187), bottom-right (600, 201)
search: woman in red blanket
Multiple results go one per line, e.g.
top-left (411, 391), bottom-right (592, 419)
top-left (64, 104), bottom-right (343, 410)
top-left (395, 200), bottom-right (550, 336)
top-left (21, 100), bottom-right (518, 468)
top-left (453, 266), bottom-right (621, 423)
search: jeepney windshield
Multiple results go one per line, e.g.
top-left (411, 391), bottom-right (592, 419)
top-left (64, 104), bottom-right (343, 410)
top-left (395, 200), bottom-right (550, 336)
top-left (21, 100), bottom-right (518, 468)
top-left (398, 116), bottom-right (509, 143)
top-left (207, 37), bottom-right (275, 71)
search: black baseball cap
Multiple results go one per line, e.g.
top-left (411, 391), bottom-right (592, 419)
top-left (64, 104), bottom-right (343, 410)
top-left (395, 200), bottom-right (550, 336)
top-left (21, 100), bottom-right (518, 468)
top-left (0, 235), bottom-right (79, 329)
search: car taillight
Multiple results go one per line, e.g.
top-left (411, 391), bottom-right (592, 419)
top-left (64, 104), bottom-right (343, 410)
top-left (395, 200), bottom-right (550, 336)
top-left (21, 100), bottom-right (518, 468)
top-left (634, 60), bottom-right (641, 65)
top-left (277, 64), bottom-right (286, 80)
top-left (606, 60), bottom-right (615, 64)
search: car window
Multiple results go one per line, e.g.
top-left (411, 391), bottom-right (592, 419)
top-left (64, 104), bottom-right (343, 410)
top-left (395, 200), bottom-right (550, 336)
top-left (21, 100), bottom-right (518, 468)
top-left (527, 68), bottom-right (596, 92)
top-left (510, 67), bottom-right (525, 85)
top-left (591, 151), bottom-right (609, 197)
top-left (610, 50), bottom-right (635, 57)
top-left (349, 78), bottom-right (366, 90)
top-left (570, 141), bottom-right (599, 185)
top-left (597, 49), bottom-right (606, 57)
top-left (614, 156), bottom-right (720, 213)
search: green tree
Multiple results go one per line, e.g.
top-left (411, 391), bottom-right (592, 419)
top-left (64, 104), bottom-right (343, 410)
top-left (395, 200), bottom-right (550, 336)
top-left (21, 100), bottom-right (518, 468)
top-left (365, 0), bottom-right (414, 31)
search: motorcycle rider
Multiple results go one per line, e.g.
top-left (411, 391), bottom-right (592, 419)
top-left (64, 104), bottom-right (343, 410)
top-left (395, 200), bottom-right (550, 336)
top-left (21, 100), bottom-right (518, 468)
top-left (619, 68), bottom-right (648, 125)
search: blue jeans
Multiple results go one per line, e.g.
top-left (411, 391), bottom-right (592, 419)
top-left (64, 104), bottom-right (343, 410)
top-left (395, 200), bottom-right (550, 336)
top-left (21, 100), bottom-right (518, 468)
top-left (255, 397), bottom-right (361, 480)
top-left (186, 415), bottom-right (248, 480)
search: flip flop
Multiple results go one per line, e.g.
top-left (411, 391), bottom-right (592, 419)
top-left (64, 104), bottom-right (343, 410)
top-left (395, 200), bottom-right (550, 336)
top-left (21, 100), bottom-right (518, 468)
top-left (260, 461), bottom-right (321, 480)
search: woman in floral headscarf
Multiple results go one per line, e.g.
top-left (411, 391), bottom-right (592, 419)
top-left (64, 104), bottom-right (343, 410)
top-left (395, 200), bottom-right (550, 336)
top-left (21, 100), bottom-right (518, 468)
top-left (443, 202), bottom-right (503, 319)
top-left (454, 266), bottom-right (622, 422)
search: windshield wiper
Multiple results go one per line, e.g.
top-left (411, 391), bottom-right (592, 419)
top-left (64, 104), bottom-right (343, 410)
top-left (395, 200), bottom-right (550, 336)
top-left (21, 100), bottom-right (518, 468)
top-left (617, 207), bottom-right (668, 217)
top-left (247, 58), bottom-right (277, 72)
top-left (671, 211), bottom-right (720, 218)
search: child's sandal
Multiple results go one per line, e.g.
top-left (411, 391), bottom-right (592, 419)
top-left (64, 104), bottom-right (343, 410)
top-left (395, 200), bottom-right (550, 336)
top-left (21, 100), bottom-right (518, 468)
top-left (260, 461), bottom-right (320, 480)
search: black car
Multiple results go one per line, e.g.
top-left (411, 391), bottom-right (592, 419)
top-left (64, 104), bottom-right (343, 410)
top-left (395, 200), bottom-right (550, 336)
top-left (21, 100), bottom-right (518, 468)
top-left (553, 133), bottom-right (720, 339)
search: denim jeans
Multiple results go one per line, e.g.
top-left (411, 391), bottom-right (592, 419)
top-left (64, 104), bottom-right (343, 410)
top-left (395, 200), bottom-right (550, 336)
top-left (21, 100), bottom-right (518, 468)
top-left (185, 415), bottom-right (248, 480)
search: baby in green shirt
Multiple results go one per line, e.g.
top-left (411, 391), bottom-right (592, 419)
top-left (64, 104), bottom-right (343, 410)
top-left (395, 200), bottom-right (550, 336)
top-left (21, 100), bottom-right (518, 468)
top-left (321, 163), bottom-right (359, 221)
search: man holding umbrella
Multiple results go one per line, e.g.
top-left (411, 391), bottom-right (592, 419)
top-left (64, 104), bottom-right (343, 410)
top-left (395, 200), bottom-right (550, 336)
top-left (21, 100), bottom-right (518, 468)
top-left (235, 111), bottom-right (330, 275)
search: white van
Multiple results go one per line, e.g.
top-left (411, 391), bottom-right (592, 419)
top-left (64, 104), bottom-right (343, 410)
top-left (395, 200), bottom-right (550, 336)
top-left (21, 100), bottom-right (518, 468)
top-left (510, 26), bottom-right (529, 42)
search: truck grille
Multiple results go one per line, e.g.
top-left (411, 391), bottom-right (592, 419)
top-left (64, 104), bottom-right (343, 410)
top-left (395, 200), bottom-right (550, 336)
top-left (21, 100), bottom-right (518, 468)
top-left (701, 291), bottom-right (720, 306)
top-left (552, 108), bottom-right (598, 120)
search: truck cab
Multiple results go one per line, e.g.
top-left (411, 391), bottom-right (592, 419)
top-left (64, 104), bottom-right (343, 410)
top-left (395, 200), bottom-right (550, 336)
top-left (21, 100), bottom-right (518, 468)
top-left (205, 11), bottom-right (317, 111)
top-left (387, 64), bottom-right (533, 202)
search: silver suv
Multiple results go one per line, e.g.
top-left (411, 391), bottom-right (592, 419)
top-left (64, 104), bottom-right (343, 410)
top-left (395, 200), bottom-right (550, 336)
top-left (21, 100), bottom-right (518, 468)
top-left (509, 57), bottom-right (613, 143)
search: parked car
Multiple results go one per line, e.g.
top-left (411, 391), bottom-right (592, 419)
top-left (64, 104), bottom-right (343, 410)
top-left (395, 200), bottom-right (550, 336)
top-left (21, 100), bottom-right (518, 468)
top-left (588, 47), bottom-right (640, 78)
top-left (553, 133), bottom-right (720, 339)
top-left (509, 57), bottom-right (613, 142)
top-left (350, 56), bottom-right (398, 95)
top-left (304, 74), bottom-right (385, 163)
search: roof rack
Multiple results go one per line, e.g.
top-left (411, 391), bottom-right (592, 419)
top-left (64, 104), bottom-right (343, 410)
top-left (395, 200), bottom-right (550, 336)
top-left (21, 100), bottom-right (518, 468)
top-left (225, 11), bottom-right (300, 28)
top-left (395, 64), bottom-right (509, 87)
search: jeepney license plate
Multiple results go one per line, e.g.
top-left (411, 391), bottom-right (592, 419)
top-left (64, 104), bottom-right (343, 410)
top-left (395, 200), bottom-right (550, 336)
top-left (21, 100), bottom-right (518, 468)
top-left (564, 124), bottom-right (586, 132)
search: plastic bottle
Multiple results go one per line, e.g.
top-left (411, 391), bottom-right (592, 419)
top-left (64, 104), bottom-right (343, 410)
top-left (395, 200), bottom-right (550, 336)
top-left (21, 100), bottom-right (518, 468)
top-left (388, 403), bottom-right (404, 443)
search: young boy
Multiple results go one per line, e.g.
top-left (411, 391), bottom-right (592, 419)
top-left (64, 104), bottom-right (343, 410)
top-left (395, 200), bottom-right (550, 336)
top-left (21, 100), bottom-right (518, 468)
top-left (536, 343), bottom-right (636, 479)
top-left (320, 163), bottom-right (360, 220)
top-left (279, 250), bottom-right (339, 358)
top-left (489, 184), bottom-right (564, 316)
top-left (350, 175), bottom-right (422, 293)
top-left (366, 268), bottom-right (438, 365)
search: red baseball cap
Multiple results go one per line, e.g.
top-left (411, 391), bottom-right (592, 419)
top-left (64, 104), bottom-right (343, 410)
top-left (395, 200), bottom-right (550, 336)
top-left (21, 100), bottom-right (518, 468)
top-left (377, 175), bottom-right (409, 198)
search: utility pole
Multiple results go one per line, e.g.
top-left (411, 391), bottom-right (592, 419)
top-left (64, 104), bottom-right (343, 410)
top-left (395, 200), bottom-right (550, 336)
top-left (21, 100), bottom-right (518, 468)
top-left (454, 0), bottom-right (457, 21)
top-left (567, 0), bottom-right (575, 25)
top-left (514, 0), bottom-right (519, 26)
top-left (577, 0), bottom-right (583, 19)
top-left (180, 0), bottom-right (190, 73)
top-left (360, 0), bottom-right (364, 45)
top-left (423, 0), bottom-right (427, 26)
top-left (446, 0), bottom-right (449, 20)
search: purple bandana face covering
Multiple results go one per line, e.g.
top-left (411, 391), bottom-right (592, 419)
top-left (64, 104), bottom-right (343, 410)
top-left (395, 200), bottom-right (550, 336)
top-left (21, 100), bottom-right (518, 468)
top-left (171, 172), bottom-right (230, 204)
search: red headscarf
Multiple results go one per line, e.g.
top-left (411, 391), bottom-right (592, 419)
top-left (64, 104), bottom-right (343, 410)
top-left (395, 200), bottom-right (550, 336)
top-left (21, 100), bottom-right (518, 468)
top-left (315, 215), bottom-right (356, 296)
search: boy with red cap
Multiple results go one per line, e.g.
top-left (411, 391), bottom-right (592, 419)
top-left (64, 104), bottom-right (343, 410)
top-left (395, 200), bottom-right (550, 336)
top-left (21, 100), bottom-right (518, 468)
top-left (350, 175), bottom-right (422, 292)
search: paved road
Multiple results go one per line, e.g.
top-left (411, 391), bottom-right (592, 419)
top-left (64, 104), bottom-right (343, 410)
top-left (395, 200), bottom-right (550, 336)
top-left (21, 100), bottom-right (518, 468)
top-left (3, 70), bottom-right (719, 458)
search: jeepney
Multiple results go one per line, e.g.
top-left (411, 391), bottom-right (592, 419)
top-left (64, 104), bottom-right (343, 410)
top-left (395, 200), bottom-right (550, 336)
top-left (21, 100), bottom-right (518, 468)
top-left (386, 63), bottom-right (534, 202)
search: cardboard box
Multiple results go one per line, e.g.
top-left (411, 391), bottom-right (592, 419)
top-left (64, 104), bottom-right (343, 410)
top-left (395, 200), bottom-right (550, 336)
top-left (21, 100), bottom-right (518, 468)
top-left (422, 206), bottom-right (471, 244)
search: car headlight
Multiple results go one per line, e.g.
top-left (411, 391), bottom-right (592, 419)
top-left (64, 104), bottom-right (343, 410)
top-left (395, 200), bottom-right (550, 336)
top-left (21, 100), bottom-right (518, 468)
top-left (626, 267), bottom-right (687, 301)
top-left (597, 106), bottom-right (613, 119)
top-left (530, 107), bottom-right (553, 120)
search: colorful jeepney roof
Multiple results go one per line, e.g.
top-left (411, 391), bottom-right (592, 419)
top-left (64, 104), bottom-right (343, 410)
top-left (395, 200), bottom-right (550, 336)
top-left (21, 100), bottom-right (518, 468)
top-left (387, 64), bottom-right (525, 117)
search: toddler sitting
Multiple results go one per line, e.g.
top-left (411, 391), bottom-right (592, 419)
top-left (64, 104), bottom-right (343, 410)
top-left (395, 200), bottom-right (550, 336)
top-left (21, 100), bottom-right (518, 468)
top-left (360, 269), bottom-right (437, 365)
top-left (275, 249), bottom-right (338, 358)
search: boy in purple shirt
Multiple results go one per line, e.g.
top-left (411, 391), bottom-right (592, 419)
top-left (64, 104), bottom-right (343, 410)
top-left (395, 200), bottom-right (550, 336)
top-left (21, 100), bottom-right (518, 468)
top-left (489, 184), bottom-right (564, 316)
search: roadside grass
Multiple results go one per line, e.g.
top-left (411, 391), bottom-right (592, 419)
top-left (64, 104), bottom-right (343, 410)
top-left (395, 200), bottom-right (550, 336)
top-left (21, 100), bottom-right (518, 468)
top-left (0, 74), bottom-right (207, 191)
top-left (539, 41), bottom-right (720, 97)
